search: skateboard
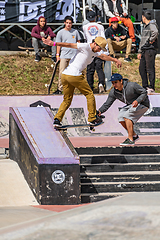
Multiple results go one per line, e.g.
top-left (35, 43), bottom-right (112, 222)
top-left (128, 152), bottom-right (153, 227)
top-left (104, 61), bottom-right (112, 91)
top-left (48, 60), bottom-right (60, 94)
top-left (18, 46), bottom-right (48, 54)
top-left (54, 121), bottom-right (104, 131)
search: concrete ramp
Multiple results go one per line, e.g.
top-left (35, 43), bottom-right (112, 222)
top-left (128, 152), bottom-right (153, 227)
top-left (0, 159), bottom-right (38, 206)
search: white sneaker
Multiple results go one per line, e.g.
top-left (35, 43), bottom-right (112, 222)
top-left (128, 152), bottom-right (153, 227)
top-left (99, 84), bottom-right (105, 93)
top-left (147, 87), bottom-right (155, 95)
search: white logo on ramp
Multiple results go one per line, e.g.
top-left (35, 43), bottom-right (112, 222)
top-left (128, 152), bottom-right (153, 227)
top-left (52, 170), bottom-right (65, 184)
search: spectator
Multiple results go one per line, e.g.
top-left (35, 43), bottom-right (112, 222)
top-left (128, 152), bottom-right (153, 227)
top-left (105, 17), bottom-right (132, 62)
top-left (54, 16), bottom-right (81, 95)
top-left (103, 0), bottom-right (136, 45)
top-left (31, 16), bottom-right (56, 62)
top-left (83, 11), bottom-right (106, 93)
top-left (87, 0), bottom-right (103, 21)
top-left (98, 73), bottom-right (150, 146)
top-left (137, 10), bottom-right (158, 94)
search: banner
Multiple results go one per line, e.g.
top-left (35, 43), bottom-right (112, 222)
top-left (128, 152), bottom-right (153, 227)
top-left (0, 0), bottom-right (81, 23)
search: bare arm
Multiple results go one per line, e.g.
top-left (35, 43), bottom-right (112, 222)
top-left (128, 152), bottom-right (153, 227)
top-left (99, 54), bottom-right (122, 68)
top-left (42, 38), bottom-right (78, 49)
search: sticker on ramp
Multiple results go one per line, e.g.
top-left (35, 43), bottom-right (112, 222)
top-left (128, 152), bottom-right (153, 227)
top-left (52, 170), bottom-right (65, 184)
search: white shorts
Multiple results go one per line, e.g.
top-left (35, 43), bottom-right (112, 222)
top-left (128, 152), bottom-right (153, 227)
top-left (118, 104), bottom-right (148, 124)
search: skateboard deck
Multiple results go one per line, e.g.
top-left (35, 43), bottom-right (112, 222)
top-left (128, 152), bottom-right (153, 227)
top-left (48, 60), bottom-right (60, 94)
top-left (55, 121), bottom-right (104, 131)
top-left (104, 61), bottom-right (112, 91)
top-left (18, 46), bottom-right (35, 50)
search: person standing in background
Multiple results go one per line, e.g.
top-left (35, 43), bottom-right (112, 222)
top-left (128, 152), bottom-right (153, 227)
top-left (137, 10), bottom-right (158, 95)
top-left (54, 16), bottom-right (81, 94)
top-left (83, 11), bottom-right (107, 93)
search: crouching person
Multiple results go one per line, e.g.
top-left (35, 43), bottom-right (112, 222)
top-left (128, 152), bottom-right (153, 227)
top-left (31, 16), bottom-right (56, 62)
top-left (98, 73), bottom-right (150, 146)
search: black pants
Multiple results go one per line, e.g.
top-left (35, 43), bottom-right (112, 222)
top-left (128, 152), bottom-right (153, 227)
top-left (139, 49), bottom-right (157, 90)
top-left (87, 57), bottom-right (105, 90)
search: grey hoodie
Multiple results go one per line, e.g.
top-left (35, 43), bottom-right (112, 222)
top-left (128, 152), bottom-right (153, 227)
top-left (99, 79), bottom-right (150, 114)
top-left (138, 19), bottom-right (158, 53)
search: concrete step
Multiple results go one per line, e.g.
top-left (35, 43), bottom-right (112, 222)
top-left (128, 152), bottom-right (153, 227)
top-left (80, 162), bottom-right (160, 172)
top-left (81, 192), bottom-right (128, 203)
top-left (81, 191), bottom-right (160, 203)
top-left (76, 145), bottom-right (160, 155)
top-left (80, 154), bottom-right (160, 164)
top-left (81, 181), bottom-right (160, 193)
top-left (80, 171), bottom-right (160, 183)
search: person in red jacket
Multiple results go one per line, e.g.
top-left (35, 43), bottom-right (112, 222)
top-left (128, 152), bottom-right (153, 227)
top-left (31, 16), bottom-right (56, 62)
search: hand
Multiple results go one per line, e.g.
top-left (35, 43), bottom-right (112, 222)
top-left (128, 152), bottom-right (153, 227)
top-left (115, 59), bottom-right (122, 68)
top-left (97, 110), bottom-right (101, 116)
top-left (137, 54), bottom-right (141, 60)
top-left (56, 56), bottom-right (60, 62)
top-left (132, 100), bottom-right (138, 107)
top-left (121, 35), bottom-right (126, 40)
top-left (114, 36), bottom-right (120, 42)
top-left (47, 36), bottom-right (51, 40)
top-left (42, 38), bottom-right (53, 46)
top-left (123, 13), bottom-right (127, 17)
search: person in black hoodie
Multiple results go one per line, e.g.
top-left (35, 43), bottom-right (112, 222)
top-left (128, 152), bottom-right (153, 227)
top-left (105, 17), bottom-right (132, 62)
top-left (137, 10), bottom-right (159, 94)
top-left (98, 73), bottom-right (150, 146)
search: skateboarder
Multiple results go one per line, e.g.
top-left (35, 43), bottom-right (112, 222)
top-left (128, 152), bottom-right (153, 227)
top-left (42, 36), bottom-right (121, 127)
top-left (98, 73), bottom-right (150, 145)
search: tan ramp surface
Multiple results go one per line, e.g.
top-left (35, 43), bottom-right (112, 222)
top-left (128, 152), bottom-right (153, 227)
top-left (0, 159), bottom-right (38, 206)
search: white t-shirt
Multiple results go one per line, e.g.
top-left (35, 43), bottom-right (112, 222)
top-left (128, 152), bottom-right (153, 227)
top-left (83, 22), bottom-right (106, 43)
top-left (62, 43), bottom-right (109, 76)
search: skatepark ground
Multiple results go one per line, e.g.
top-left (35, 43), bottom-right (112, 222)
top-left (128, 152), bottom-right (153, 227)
top-left (0, 134), bottom-right (160, 240)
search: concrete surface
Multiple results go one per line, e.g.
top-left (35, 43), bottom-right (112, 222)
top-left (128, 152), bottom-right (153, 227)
top-left (0, 159), bottom-right (38, 206)
top-left (0, 192), bottom-right (160, 239)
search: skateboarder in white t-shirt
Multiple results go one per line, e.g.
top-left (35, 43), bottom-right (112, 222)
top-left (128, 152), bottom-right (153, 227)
top-left (43, 36), bottom-right (121, 127)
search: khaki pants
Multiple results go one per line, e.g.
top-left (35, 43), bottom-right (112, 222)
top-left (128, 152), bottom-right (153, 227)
top-left (54, 73), bottom-right (96, 122)
top-left (58, 58), bottom-right (70, 91)
top-left (107, 38), bottom-right (132, 57)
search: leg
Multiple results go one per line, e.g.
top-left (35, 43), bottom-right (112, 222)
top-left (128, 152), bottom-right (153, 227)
top-left (118, 104), bottom-right (148, 141)
top-left (145, 50), bottom-right (157, 90)
top-left (65, 74), bottom-right (96, 122)
top-left (125, 38), bottom-right (132, 58)
top-left (87, 59), bottom-right (96, 90)
top-left (139, 53), bottom-right (148, 89)
top-left (54, 74), bottom-right (75, 122)
top-left (58, 58), bottom-right (70, 92)
top-left (106, 38), bottom-right (115, 57)
top-left (123, 118), bottom-right (134, 141)
top-left (120, 120), bottom-right (136, 137)
top-left (32, 37), bottom-right (40, 54)
top-left (51, 37), bottom-right (56, 58)
top-left (94, 57), bottom-right (105, 86)
top-left (120, 17), bottom-right (136, 43)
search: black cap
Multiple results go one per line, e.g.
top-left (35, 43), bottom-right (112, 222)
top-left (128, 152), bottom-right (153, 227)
top-left (87, 11), bottom-right (96, 21)
top-left (142, 10), bottom-right (151, 20)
